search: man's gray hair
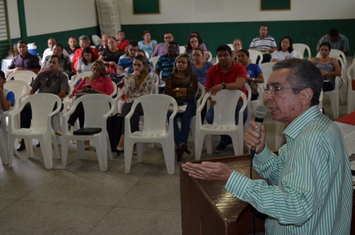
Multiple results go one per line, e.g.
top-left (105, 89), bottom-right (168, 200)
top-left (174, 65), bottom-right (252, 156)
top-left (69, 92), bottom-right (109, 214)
top-left (79, 35), bottom-right (90, 44)
top-left (272, 59), bottom-right (323, 106)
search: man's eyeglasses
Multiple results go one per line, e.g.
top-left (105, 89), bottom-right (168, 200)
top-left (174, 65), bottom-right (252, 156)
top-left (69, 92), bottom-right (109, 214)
top-left (263, 85), bottom-right (295, 95)
top-left (164, 36), bottom-right (172, 39)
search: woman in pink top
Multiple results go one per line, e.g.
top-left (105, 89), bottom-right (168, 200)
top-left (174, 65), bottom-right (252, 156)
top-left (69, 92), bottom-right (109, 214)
top-left (68, 60), bottom-right (114, 149)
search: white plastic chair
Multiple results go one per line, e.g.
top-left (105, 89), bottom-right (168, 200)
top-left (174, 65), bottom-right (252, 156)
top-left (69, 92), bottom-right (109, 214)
top-left (8, 93), bottom-right (61, 169)
top-left (258, 62), bottom-right (276, 105)
top-left (0, 109), bottom-right (11, 164)
top-left (248, 50), bottom-right (263, 65)
top-left (293, 43), bottom-right (312, 60)
top-left (206, 51), bottom-right (213, 62)
top-left (91, 35), bottom-right (101, 46)
top-left (124, 94), bottom-right (178, 174)
top-left (61, 94), bottom-right (115, 171)
top-left (152, 73), bottom-right (160, 86)
top-left (110, 81), bottom-right (117, 97)
top-left (7, 70), bottom-right (37, 85)
top-left (324, 76), bottom-right (340, 119)
top-left (347, 64), bottom-right (355, 114)
top-left (227, 44), bottom-right (234, 51)
top-left (194, 90), bottom-right (247, 160)
top-left (244, 83), bottom-right (252, 132)
top-left (150, 56), bottom-right (160, 68)
top-left (179, 46), bottom-right (186, 54)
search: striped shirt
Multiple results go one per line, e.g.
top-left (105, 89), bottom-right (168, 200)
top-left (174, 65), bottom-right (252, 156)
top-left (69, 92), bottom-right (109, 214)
top-left (249, 35), bottom-right (277, 53)
top-left (316, 34), bottom-right (349, 52)
top-left (225, 106), bottom-right (352, 234)
top-left (155, 54), bottom-right (178, 81)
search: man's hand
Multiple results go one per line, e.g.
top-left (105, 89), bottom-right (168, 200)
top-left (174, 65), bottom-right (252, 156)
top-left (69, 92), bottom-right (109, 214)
top-left (209, 84), bottom-right (223, 96)
top-left (181, 161), bottom-right (233, 181)
top-left (244, 120), bottom-right (267, 154)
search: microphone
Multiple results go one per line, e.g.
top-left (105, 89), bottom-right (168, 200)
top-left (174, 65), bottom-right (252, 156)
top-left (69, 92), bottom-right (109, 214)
top-left (250, 105), bottom-right (268, 157)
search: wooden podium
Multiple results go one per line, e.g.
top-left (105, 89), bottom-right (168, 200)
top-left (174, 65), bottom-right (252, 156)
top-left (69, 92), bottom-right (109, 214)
top-left (180, 154), bottom-right (267, 235)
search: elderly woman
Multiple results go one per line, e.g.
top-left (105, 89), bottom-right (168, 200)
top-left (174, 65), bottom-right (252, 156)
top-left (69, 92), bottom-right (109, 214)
top-left (165, 54), bottom-right (198, 161)
top-left (271, 36), bottom-right (298, 62)
top-left (98, 37), bottom-right (124, 74)
top-left (232, 39), bottom-right (242, 62)
top-left (116, 55), bottom-right (153, 153)
top-left (237, 49), bottom-right (264, 100)
top-left (311, 42), bottom-right (341, 91)
top-left (68, 60), bottom-right (114, 149)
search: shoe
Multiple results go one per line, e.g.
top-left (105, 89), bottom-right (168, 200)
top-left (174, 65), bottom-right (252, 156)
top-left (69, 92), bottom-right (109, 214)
top-left (84, 145), bottom-right (91, 150)
top-left (116, 146), bottom-right (124, 152)
top-left (180, 143), bottom-right (191, 155)
top-left (215, 142), bottom-right (226, 152)
top-left (36, 142), bottom-right (40, 147)
top-left (55, 131), bottom-right (62, 136)
top-left (16, 139), bottom-right (26, 151)
top-left (176, 147), bottom-right (184, 162)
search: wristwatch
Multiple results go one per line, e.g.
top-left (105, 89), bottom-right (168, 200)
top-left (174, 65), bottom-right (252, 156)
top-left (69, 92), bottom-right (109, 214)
top-left (252, 78), bottom-right (255, 82)
top-left (176, 87), bottom-right (179, 91)
top-left (221, 82), bottom-right (226, 90)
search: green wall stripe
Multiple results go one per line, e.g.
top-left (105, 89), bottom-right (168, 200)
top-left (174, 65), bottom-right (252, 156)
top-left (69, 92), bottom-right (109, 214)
top-left (17, 0), bottom-right (27, 40)
top-left (121, 19), bottom-right (355, 56)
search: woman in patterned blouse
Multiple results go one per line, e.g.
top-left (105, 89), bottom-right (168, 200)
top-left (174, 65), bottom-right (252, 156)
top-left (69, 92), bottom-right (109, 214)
top-left (116, 55), bottom-right (153, 153)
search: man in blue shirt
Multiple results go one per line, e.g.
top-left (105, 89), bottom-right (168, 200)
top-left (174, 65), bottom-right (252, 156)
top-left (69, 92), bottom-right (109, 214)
top-left (116, 40), bottom-right (139, 74)
top-left (154, 41), bottom-right (178, 81)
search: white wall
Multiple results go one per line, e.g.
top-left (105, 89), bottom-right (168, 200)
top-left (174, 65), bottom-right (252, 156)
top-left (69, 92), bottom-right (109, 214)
top-left (118, 0), bottom-right (355, 25)
top-left (8, 0), bottom-right (98, 38)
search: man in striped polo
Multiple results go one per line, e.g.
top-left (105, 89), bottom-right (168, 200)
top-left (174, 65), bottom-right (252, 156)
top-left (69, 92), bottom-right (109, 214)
top-left (249, 25), bottom-right (277, 63)
top-left (182, 59), bottom-right (352, 234)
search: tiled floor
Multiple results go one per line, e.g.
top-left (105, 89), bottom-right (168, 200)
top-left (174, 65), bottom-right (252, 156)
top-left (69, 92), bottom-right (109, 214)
top-left (0, 94), bottom-right (349, 235)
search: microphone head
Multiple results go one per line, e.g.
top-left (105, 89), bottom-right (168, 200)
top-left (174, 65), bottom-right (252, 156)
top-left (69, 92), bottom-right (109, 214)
top-left (255, 105), bottom-right (268, 119)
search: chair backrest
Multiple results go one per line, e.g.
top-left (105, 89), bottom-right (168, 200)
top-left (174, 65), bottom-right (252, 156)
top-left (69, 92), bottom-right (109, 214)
top-left (227, 44), bottom-right (234, 51)
top-left (206, 51), bottom-right (213, 62)
top-left (195, 82), bottom-right (206, 106)
top-left (134, 94), bottom-right (177, 132)
top-left (248, 50), bottom-right (263, 65)
top-left (74, 94), bottom-right (114, 128)
top-left (4, 80), bottom-right (31, 109)
top-left (179, 46), bottom-right (186, 54)
top-left (150, 83), bottom-right (158, 94)
top-left (347, 64), bottom-right (355, 93)
top-left (315, 50), bottom-right (346, 69)
top-left (110, 81), bottom-right (117, 97)
top-left (91, 35), bottom-right (101, 46)
top-left (24, 93), bottom-right (61, 129)
top-left (7, 70), bottom-right (37, 85)
top-left (202, 90), bottom-right (247, 125)
top-left (259, 62), bottom-right (276, 86)
top-left (72, 71), bottom-right (92, 86)
top-left (151, 72), bottom-right (160, 86)
top-left (150, 56), bottom-right (160, 68)
top-left (293, 43), bottom-right (312, 60)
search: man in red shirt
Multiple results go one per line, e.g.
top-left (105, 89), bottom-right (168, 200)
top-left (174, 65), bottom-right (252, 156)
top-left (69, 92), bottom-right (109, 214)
top-left (117, 31), bottom-right (130, 52)
top-left (205, 44), bottom-right (247, 152)
top-left (71, 35), bottom-right (99, 74)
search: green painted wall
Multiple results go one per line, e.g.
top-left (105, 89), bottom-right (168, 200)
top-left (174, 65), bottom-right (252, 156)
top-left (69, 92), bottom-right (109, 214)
top-left (122, 19), bottom-right (355, 57)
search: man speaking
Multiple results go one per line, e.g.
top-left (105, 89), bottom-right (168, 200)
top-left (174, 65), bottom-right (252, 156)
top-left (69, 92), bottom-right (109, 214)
top-left (182, 59), bottom-right (352, 234)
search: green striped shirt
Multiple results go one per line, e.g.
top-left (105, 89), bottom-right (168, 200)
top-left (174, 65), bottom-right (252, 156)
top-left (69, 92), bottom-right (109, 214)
top-left (225, 106), bottom-right (352, 234)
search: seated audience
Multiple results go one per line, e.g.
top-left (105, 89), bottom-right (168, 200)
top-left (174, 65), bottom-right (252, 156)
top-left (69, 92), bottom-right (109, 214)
top-left (67, 60), bottom-right (114, 150)
top-left (41, 44), bottom-right (72, 76)
top-left (127, 49), bottom-right (152, 74)
top-left (0, 70), bottom-right (14, 121)
top-left (96, 34), bottom-right (109, 54)
top-left (185, 35), bottom-right (208, 61)
top-left (71, 35), bottom-right (99, 74)
top-left (191, 48), bottom-right (213, 85)
top-left (165, 54), bottom-right (198, 161)
top-left (41, 38), bottom-right (69, 66)
top-left (190, 32), bottom-right (208, 52)
top-left (151, 31), bottom-right (180, 57)
top-left (116, 55), bottom-right (153, 153)
top-left (232, 39), bottom-right (242, 62)
top-left (271, 36), bottom-right (298, 62)
top-left (155, 41), bottom-right (179, 81)
top-left (98, 37), bottom-right (124, 74)
top-left (316, 28), bottom-right (349, 55)
top-left (17, 55), bottom-right (70, 151)
top-left (76, 47), bottom-right (96, 74)
top-left (117, 31), bottom-right (130, 52)
top-left (237, 49), bottom-right (264, 100)
top-left (117, 40), bottom-right (140, 74)
top-left (249, 25), bottom-right (277, 63)
top-left (64, 37), bottom-right (79, 59)
top-left (7, 40), bottom-right (40, 75)
top-left (311, 42), bottom-right (341, 91)
top-left (138, 30), bottom-right (157, 58)
top-left (205, 45), bottom-right (247, 152)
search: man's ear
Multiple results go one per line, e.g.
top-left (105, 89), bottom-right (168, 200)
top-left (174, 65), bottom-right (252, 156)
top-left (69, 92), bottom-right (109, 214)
top-left (300, 87), bottom-right (313, 106)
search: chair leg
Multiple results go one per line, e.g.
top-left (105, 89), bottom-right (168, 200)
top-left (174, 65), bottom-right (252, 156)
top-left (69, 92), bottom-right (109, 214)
top-left (24, 138), bottom-right (34, 158)
top-left (8, 136), bottom-right (16, 168)
top-left (39, 136), bottom-right (53, 169)
top-left (61, 136), bottom-right (70, 169)
top-left (124, 139), bottom-right (135, 173)
top-left (195, 133), bottom-right (205, 160)
top-left (94, 135), bottom-right (107, 171)
top-left (161, 139), bottom-right (175, 174)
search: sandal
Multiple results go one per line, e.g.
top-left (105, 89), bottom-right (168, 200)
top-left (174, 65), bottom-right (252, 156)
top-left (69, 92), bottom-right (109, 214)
top-left (84, 145), bottom-right (91, 150)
